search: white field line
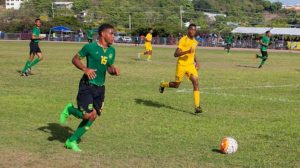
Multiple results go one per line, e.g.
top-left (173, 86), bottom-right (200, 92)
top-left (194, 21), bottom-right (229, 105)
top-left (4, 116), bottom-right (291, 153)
top-left (176, 84), bottom-right (300, 103)
top-left (176, 84), bottom-right (300, 92)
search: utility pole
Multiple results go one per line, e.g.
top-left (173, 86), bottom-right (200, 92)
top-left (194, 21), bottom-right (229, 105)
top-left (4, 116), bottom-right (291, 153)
top-left (180, 6), bottom-right (183, 29)
top-left (129, 13), bottom-right (132, 31)
top-left (52, 2), bottom-right (54, 18)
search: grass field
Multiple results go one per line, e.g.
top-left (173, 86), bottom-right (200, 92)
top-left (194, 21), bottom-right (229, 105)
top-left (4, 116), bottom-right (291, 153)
top-left (0, 41), bottom-right (299, 168)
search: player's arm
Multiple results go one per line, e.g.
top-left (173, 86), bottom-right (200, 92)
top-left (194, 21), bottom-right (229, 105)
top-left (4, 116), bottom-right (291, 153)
top-left (72, 54), bottom-right (96, 79)
top-left (194, 55), bottom-right (200, 70)
top-left (174, 48), bottom-right (193, 57)
top-left (145, 37), bottom-right (151, 42)
top-left (259, 40), bottom-right (268, 47)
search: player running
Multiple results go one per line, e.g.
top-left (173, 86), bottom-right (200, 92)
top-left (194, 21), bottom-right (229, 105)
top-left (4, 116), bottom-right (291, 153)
top-left (137, 28), bottom-right (153, 61)
top-left (59, 23), bottom-right (120, 152)
top-left (20, 18), bottom-right (44, 76)
top-left (224, 33), bottom-right (234, 54)
top-left (159, 24), bottom-right (202, 114)
top-left (256, 31), bottom-right (272, 68)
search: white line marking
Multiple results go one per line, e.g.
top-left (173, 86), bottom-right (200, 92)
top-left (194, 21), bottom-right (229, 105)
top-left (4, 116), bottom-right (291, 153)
top-left (176, 84), bottom-right (300, 93)
top-left (175, 84), bottom-right (300, 103)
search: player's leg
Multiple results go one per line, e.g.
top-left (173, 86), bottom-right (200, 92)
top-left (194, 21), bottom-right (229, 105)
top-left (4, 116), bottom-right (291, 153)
top-left (258, 51), bottom-right (268, 68)
top-left (227, 44), bottom-right (231, 53)
top-left (159, 65), bottom-right (183, 93)
top-left (147, 48), bottom-right (152, 61)
top-left (21, 42), bottom-right (35, 75)
top-left (28, 43), bottom-right (43, 70)
top-left (62, 80), bottom-right (95, 152)
top-left (256, 50), bottom-right (264, 59)
top-left (188, 67), bottom-right (202, 113)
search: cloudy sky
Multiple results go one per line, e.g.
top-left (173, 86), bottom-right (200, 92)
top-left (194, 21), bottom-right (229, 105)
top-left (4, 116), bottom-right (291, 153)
top-left (269, 0), bottom-right (300, 5)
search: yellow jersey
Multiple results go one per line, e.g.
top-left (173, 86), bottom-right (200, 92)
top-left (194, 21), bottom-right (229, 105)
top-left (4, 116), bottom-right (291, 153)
top-left (145, 33), bottom-right (152, 45)
top-left (177, 35), bottom-right (198, 66)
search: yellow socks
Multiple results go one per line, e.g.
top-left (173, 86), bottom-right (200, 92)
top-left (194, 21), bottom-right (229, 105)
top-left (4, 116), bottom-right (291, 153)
top-left (147, 54), bottom-right (152, 61)
top-left (160, 82), bottom-right (169, 88)
top-left (193, 91), bottom-right (200, 107)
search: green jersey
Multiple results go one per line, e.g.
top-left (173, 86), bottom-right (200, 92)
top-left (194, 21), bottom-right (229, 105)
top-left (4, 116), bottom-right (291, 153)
top-left (87, 30), bottom-right (94, 40)
top-left (32, 26), bottom-right (40, 43)
top-left (260, 35), bottom-right (270, 51)
top-left (78, 42), bottom-right (115, 86)
top-left (225, 35), bottom-right (233, 44)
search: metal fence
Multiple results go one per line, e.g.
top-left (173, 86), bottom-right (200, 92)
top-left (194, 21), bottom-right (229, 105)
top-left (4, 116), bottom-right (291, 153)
top-left (0, 33), bottom-right (290, 50)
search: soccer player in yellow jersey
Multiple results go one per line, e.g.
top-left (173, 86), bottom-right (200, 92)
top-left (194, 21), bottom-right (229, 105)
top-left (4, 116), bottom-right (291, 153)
top-left (138, 28), bottom-right (153, 61)
top-left (159, 24), bottom-right (202, 113)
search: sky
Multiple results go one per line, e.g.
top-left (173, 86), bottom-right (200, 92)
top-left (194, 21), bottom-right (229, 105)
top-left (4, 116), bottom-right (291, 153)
top-left (269, 0), bottom-right (300, 5)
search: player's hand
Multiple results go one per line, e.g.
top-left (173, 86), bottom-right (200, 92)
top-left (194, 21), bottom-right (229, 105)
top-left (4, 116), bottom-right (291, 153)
top-left (189, 47), bottom-right (195, 53)
top-left (84, 68), bottom-right (97, 79)
top-left (114, 67), bottom-right (120, 76)
top-left (108, 66), bottom-right (120, 76)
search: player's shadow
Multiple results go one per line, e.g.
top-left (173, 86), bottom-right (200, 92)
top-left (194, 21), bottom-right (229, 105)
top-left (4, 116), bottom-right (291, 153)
top-left (212, 148), bottom-right (223, 154)
top-left (236, 64), bottom-right (258, 69)
top-left (37, 123), bottom-right (81, 143)
top-left (134, 98), bottom-right (195, 115)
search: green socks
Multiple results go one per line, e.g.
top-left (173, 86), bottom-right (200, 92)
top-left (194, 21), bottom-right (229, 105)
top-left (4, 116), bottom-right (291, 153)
top-left (260, 60), bottom-right (266, 66)
top-left (22, 60), bottom-right (31, 73)
top-left (28, 58), bottom-right (40, 69)
top-left (69, 120), bottom-right (94, 142)
top-left (68, 106), bottom-right (83, 119)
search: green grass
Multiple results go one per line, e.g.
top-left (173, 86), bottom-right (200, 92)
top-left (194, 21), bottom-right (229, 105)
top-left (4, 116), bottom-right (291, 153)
top-left (0, 41), bottom-right (299, 167)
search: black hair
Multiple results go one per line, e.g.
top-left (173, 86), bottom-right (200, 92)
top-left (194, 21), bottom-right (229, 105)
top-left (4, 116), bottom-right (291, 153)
top-left (188, 23), bottom-right (196, 29)
top-left (35, 18), bottom-right (41, 22)
top-left (98, 23), bottom-right (114, 36)
top-left (266, 30), bottom-right (270, 34)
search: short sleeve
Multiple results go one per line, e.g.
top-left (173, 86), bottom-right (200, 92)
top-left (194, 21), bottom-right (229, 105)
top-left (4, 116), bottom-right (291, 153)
top-left (178, 37), bottom-right (185, 50)
top-left (32, 27), bottom-right (38, 36)
top-left (146, 34), bottom-right (152, 41)
top-left (108, 48), bottom-right (116, 66)
top-left (78, 44), bottom-right (89, 59)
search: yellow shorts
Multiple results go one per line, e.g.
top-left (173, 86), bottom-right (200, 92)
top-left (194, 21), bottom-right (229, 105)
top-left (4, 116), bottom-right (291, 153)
top-left (145, 43), bottom-right (152, 51)
top-left (175, 64), bottom-right (198, 82)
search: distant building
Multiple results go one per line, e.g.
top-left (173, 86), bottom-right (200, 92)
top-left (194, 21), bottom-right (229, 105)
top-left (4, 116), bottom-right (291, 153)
top-left (5, 0), bottom-right (27, 10)
top-left (54, 2), bottom-right (73, 10)
top-left (203, 12), bottom-right (226, 22)
top-left (283, 5), bottom-right (300, 12)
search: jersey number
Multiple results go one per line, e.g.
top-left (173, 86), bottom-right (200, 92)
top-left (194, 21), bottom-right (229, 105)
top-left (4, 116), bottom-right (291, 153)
top-left (101, 56), bottom-right (107, 65)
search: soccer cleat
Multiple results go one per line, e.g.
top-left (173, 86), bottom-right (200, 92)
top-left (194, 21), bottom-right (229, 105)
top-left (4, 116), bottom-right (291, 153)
top-left (59, 103), bottom-right (72, 124)
top-left (258, 65), bottom-right (262, 69)
top-left (195, 106), bottom-right (203, 114)
top-left (65, 139), bottom-right (81, 152)
top-left (26, 68), bottom-right (33, 75)
top-left (20, 72), bottom-right (28, 76)
top-left (159, 82), bottom-right (165, 93)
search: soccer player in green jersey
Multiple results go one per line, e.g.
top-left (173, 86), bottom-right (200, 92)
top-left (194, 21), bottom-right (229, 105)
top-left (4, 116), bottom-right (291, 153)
top-left (87, 29), bottom-right (94, 43)
top-left (224, 33), bottom-right (234, 54)
top-left (59, 23), bottom-right (120, 152)
top-left (20, 18), bottom-right (45, 76)
top-left (256, 31), bottom-right (272, 68)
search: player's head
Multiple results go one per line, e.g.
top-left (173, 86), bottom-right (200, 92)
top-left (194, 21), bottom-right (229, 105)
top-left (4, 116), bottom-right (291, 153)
top-left (149, 28), bottom-right (153, 34)
top-left (98, 23), bottom-right (115, 45)
top-left (187, 23), bottom-right (197, 38)
top-left (35, 18), bottom-right (41, 27)
top-left (266, 30), bottom-right (271, 37)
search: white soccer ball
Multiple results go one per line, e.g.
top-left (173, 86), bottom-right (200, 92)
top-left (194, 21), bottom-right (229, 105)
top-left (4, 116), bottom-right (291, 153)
top-left (220, 137), bottom-right (238, 154)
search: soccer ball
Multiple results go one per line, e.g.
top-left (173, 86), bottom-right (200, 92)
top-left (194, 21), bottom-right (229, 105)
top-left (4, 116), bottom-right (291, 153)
top-left (220, 137), bottom-right (238, 154)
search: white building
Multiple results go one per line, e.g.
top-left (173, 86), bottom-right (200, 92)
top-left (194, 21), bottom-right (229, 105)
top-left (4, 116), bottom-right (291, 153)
top-left (5, 0), bottom-right (27, 10)
top-left (54, 2), bottom-right (73, 10)
top-left (203, 12), bottom-right (226, 22)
